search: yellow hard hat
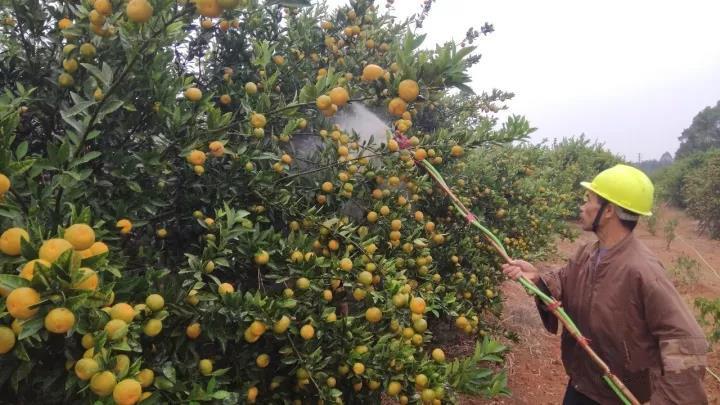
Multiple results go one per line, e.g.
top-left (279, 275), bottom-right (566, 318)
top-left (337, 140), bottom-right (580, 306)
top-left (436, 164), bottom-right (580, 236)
top-left (580, 164), bottom-right (654, 216)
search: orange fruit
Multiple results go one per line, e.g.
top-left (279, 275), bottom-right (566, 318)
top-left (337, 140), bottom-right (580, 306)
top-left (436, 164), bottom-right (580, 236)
top-left (273, 315), bottom-right (290, 334)
top-left (245, 82), bottom-right (257, 94)
top-left (58, 18), bottom-right (73, 30)
top-left (409, 297), bottom-right (426, 314)
top-left (199, 359), bottom-right (213, 376)
top-left (329, 87), bottom-right (349, 107)
top-left (398, 79), bottom-right (420, 102)
top-left (387, 381), bottom-right (402, 396)
top-left (339, 257), bottom-right (353, 271)
top-left (352, 362), bottom-right (365, 375)
top-left (186, 322), bottom-right (201, 339)
top-left (145, 294), bottom-right (164, 311)
top-left (136, 368), bottom-right (154, 388)
top-left (388, 97), bottom-right (406, 116)
top-left (218, 282), bottom-right (234, 294)
top-left (143, 319), bottom-right (162, 337)
top-left (19, 259), bottom-right (50, 281)
top-left (73, 267), bottom-right (99, 290)
top-left (74, 358), bottom-right (99, 380)
top-left (44, 307), bottom-right (76, 333)
top-left (126, 0), bottom-right (153, 23)
top-left (184, 87), bottom-right (202, 101)
top-left (105, 319), bottom-right (128, 340)
top-left (431, 348), bottom-right (445, 363)
top-left (300, 324), bottom-right (314, 340)
top-left (64, 223), bottom-right (96, 250)
top-left (0, 227), bottom-right (29, 256)
top-left (116, 219), bottom-right (132, 234)
top-left (90, 371), bottom-right (117, 397)
top-left (250, 113), bottom-right (266, 128)
top-left (256, 353), bottom-right (270, 368)
top-left (7, 287), bottom-right (40, 320)
top-left (365, 307), bottom-right (382, 323)
top-left (38, 238), bottom-right (73, 263)
top-left (451, 145), bottom-right (464, 157)
top-left (0, 326), bottom-right (15, 354)
top-left (316, 94), bottom-right (332, 110)
top-left (186, 149), bottom-right (206, 165)
top-left (196, 0), bottom-right (222, 17)
top-left (94, 0), bottom-right (113, 16)
top-left (111, 302), bottom-right (136, 323)
top-left (254, 250), bottom-right (269, 265)
top-left (0, 173), bottom-right (10, 194)
top-left (361, 64), bottom-right (384, 81)
top-left (414, 148), bottom-right (427, 161)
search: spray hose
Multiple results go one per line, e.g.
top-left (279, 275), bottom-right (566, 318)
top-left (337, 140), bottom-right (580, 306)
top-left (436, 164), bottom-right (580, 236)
top-left (414, 156), bottom-right (639, 405)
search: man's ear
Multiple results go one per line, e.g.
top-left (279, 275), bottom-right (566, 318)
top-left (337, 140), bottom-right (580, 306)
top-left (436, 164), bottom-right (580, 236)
top-left (604, 204), bottom-right (616, 219)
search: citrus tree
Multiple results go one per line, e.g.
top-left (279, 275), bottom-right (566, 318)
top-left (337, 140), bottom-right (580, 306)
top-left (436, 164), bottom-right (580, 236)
top-left (0, 0), bottom-right (549, 403)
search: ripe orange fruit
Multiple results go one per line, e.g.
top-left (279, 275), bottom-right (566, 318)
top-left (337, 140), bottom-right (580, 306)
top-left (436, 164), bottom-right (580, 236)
top-left (44, 307), bottom-right (76, 333)
top-left (362, 64), bottom-right (384, 81)
top-left (184, 87), bottom-right (202, 101)
top-left (145, 294), bottom-right (164, 311)
top-left (244, 81), bottom-right (258, 94)
top-left (300, 324), bottom-right (314, 340)
top-left (186, 322), bottom-right (201, 339)
top-left (7, 287), bottom-right (40, 320)
top-left (126, 0), bottom-right (153, 23)
top-left (186, 149), bottom-right (206, 166)
top-left (111, 303), bottom-right (136, 323)
top-left (19, 259), bottom-right (50, 281)
top-left (219, 94), bottom-right (231, 105)
top-left (38, 238), bottom-right (73, 263)
top-left (365, 307), bottom-right (382, 323)
top-left (64, 223), bottom-right (96, 250)
top-left (196, 0), bottom-right (222, 17)
top-left (218, 282), bottom-right (234, 295)
top-left (0, 227), bottom-right (29, 256)
top-left (329, 87), bottom-right (350, 107)
top-left (73, 267), bottom-right (99, 290)
top-left (451, 145), bottom-right (464, 157)
top-left (388, 97), bottom-right (406, 116)
top-left (94, 0), bottom-right (113, 16)
top-left (0, 173), bottom-right (10, 194)
top-left (0, 326), bottom-right (15, 354)
top-left (431, 348), bottom-right (446, 363)
top-left (74, 358), bottom-right (99, 380)
top-left (91, 370), bottom-right (117, 397)
top-left (136, 368), bottom-right (154, 388)
top-left (250, 112), bottom-right (266, 128)
top-left (409, 297), bottom-right (426, 314)
top-left (339, 257), bottom-right (353, 271)
top-left (316, 94), bottom-right (332, 110)
top-left (254, 250), bottom-right (269, 265)
top-left (143, 319), bottom-right (162, 337)
top-left (105, 319), bottom-right (128, 340)
top-left (387, 381), bottom-right (402, 396)
top-left (398, 79), bottom-right (420, 102)
top-left (58, 18), bottom-right (73, 30)
top-left (414, 148), bottom-right (427, 161)
top-left (247, 386), bottom-right (259, 402)
top-left (352, 362), bottom-right (365, 375)
top-left (273, 315), bottom-right (290, 334)
top-left (116, 218), bottom-right (133, 234)
top-left (79, 43), bottom-right (96, 58)
top-left (256, 353), bottom-right (270, 368)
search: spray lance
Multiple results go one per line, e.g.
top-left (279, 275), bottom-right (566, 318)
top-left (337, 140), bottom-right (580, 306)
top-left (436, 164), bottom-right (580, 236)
top-left (395, 133), bottom-right (640, 405)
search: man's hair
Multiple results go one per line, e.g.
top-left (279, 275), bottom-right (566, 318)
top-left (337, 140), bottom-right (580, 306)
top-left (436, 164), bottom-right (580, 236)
top-left (596, 195), bottom-right (639, 231)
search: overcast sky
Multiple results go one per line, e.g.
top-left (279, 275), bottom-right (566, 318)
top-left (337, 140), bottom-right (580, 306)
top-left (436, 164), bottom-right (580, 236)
top-left (326, 0), bottom-right (720, 161)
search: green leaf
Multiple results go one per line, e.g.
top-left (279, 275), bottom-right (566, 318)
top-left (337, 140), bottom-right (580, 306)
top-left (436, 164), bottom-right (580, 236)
top-left (18, 317), bottom-right (43, 340)
top-left (81, 63), bottom-right (111, 88)
top-left (266, 0), bottom-right (311, 6)
top-left (69, 151), bottom-right (101, 169)
top-left (61, 100), bottom-right (96, 118)
top-left (0, 275), bottom-right (30, 292)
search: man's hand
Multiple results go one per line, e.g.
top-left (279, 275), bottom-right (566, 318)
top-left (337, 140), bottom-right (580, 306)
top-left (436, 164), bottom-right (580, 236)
top-left (501, 260), bottom-right (540, 283)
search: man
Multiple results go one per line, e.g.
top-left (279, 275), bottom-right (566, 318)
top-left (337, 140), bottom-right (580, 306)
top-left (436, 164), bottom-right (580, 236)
top-left (502, 164), bottom-right (708, 404)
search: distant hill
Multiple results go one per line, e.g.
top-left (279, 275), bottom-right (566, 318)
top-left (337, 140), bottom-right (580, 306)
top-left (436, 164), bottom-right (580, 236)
top-left (635, 152), bottom-right (673, 174)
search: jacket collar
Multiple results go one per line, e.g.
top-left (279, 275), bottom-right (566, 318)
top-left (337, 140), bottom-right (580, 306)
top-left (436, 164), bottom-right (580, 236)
top-left (591, 231), bottom-right (636, 265)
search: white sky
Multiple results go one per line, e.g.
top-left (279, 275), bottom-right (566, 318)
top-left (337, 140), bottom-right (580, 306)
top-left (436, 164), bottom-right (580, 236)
top-left (325, 0), bottom-right (720, 161)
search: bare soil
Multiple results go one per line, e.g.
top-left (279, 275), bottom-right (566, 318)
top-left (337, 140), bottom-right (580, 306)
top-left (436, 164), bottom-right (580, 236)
top-left (459, 205), bottom-right (720, 404)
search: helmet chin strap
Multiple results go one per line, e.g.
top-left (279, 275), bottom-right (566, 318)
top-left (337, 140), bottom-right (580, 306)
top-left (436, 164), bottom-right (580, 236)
top-left (592, 200), bottom-right (609, 233)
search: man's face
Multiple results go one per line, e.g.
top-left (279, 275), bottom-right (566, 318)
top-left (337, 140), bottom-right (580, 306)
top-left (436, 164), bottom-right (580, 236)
top-left (579, 191), bottom-right (603, 232)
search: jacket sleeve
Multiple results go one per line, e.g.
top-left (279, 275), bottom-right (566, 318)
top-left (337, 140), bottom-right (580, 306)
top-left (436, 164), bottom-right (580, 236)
top-left (643, 269), bottom-right (709, 404)
top-left (534, 263), bottom-right (568, 335)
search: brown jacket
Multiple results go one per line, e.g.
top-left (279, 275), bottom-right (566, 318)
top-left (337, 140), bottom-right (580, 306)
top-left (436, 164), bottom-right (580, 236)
top-left (538, 233), bottom-right (708, 404)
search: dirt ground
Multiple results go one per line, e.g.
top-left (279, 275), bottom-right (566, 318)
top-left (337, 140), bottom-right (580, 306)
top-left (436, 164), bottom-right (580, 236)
top-left (460, 205), bottom-right (720, 404)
